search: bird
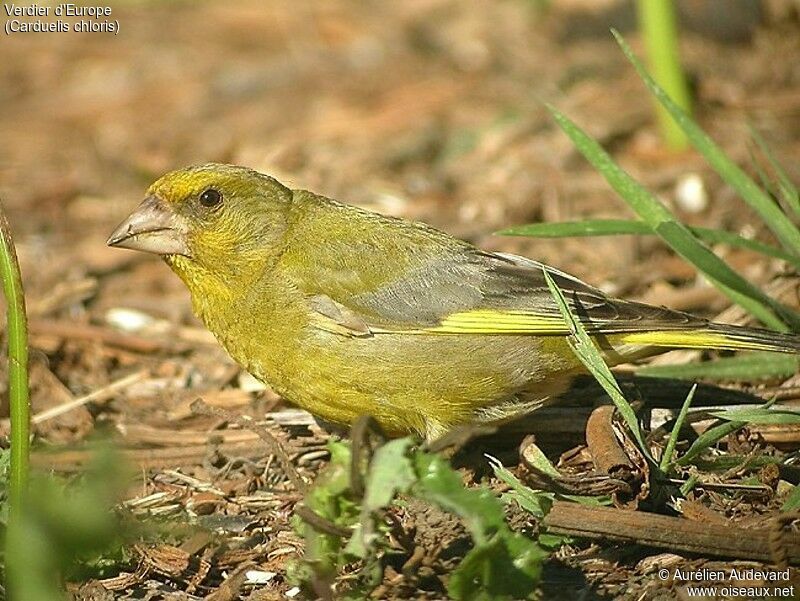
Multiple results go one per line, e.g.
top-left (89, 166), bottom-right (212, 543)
top-left (107, 163), bottom-right (800, 440)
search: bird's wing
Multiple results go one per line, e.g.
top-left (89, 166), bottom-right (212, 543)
top-left (295, 246), bottom-right (707, 337)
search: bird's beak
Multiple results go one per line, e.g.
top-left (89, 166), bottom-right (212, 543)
top-left (107, 196), bottom-right (191, 257)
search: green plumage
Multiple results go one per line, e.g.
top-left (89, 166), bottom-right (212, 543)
top-left (108, 163), bottom-right (800, 439)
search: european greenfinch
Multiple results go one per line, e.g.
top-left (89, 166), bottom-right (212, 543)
top-left (108, 164), bottom-right (800, 439)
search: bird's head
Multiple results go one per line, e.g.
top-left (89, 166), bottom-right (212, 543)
top-left (107, 163), bottom-right (293, 285)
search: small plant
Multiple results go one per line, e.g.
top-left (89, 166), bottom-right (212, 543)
top-left (291, 434), bottom-right (547, 600)
top-left (4, 448), bottom-right (137, 601)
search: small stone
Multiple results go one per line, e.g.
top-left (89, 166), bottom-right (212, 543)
top-left (674, 173), bottom-right (708, 213)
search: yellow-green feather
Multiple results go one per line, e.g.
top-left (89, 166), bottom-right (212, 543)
top-left (414, 308), bottom-right (800, 354)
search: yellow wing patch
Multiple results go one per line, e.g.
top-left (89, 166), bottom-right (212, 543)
top-left (427, 309), bottom-right (569, 335)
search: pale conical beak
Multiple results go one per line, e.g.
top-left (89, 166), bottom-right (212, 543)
top-left (107, 196), bottom-right (191, 257)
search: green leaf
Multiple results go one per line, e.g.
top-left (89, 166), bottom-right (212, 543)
top-left (498, 490), bottom-right (554, 521)
top-left (412, 453), bottom-right (546, 600)
top-left (306, 441), bottom-right (355, 514)
top-left (537, 533), bottom-right (568, 550)
top-left (543, 269), bottom-right (651, 459)
top-left (637, 352), bottom-right (800, 381)
top-left (5, 448), bottom-right (133, 601)
top-left (614, 29), bottom-right (800, 258)
top-left (295, 441), bottom-right (359, 584)
top-left (709, 407), bottom-right (800, 425)
top-left (362, 438), bottom-right (416, 511)
top-left (498, 219), bottom-right (800, 269)
top-left (559, 493), bottom-right (613, 506)
top-left (448, 534), bottom-right (545, 601)
top-left (346, 438), bottom-right (417, 560)
top-left (298, 439), bottom-right (550, 598)
top-left (413, 452), bottom-right (505, 544)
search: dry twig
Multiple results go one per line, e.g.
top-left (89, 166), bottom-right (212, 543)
top-left (544, 501), bottom-right (800, 564)
top-left (32, 370), bottom-right (146, 425)
top-left (191, 399), bottom-right (307, 493)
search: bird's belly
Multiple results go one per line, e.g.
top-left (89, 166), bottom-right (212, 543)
top-left (260, 330), bottom-right (581, 438)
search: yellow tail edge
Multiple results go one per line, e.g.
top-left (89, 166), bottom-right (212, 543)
top-left (619, 324), bottom-right (800, 354)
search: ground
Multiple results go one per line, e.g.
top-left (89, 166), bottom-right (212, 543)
top-left (1, 1), bottom-right (799, 599)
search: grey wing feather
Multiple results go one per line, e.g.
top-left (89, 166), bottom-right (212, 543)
top-left (340, 248), bottom-right (707, 333)
top-left (482, 252), bottom-right (706, 332)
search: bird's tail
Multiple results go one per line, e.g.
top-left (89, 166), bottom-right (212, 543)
top-left (617, 323), bottom-right (800, 354)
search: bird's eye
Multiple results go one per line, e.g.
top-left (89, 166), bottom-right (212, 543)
top-left (199, 188), bottom-right (222, 208)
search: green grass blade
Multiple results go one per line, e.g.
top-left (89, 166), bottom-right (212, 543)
top-left (749, 125), bottom-right (800, 221)
top-left (674, 419), bottom-right (744, 467)
top-left (499, 219), bottom-right (800, 269)
top-left (0, 202), bottom-right (31, 601)
top-left (749, 145), bottom-right (778, 208)
top-left (547, 105), bottom-right (800, 332)
top-left (675, 397), bottom-right (777, 467)
top-left (0, 203), bottom-right (29, 520)
top-left (670, 225), bottom-right (800, 265)
top-left (655, 221), bottom-right (795, 330)
top-left (637, 352), bottom-right (799, 381)
top-left (659, 383), bottom-right (696, 471)
top-left (636, 0), bottom-right (691, 149)
top-left (488, 455), bottom-right (556, 519)
top-left (709, 407), bottom-right (800, 425)
top-left (691, 454), bottom-right (782, 472)
top-left (543, 269), bottom-right (651, 460)
top-left (499, 219), bottom-right (647, 238)
top-left (488, 455), bottom-right (610, 521)
top-left (679, 473), bottom-right (699, 495)
top-left (613, 30), bottom-right (800, 258)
